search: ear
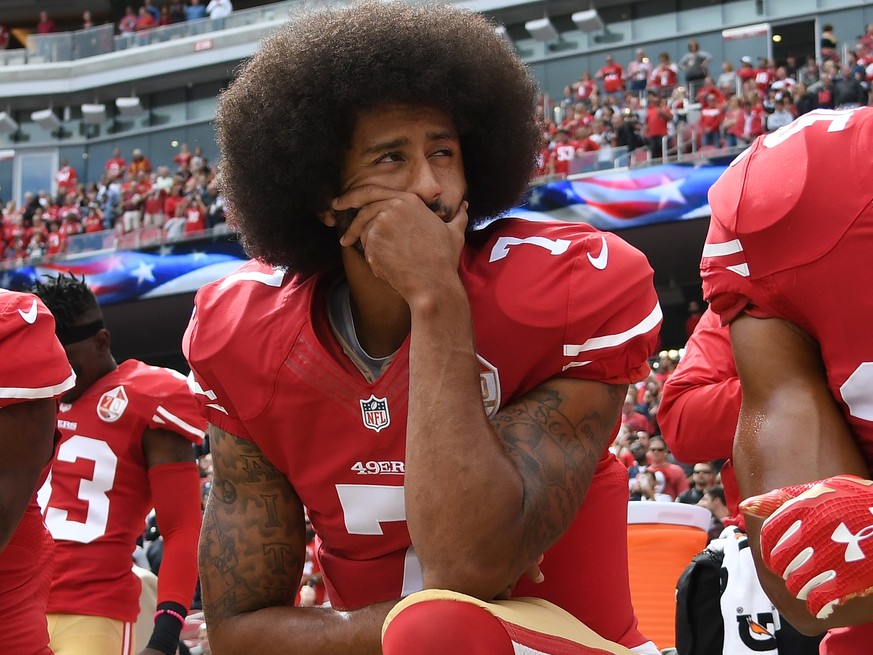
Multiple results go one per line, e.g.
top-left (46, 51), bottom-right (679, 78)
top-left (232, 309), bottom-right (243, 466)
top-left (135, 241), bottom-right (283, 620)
top-left (94, 328), bottom-right (112, 355)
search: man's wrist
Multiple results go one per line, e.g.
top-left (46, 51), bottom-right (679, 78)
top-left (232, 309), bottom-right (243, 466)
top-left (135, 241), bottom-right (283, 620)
top-left (147, 601), bottom-right (187, 655)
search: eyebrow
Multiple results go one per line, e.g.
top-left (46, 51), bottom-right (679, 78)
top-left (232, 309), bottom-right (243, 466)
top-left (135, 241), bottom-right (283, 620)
top-left (362, 130), bottom-right (458, 156)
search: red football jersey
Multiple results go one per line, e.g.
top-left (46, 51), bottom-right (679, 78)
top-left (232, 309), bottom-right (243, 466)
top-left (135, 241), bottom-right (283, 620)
top-left (0, 291), bottom-right (74, 655)
top-left (185, 218), bottom-right (661, 648)
top-left (701, 107), bottom-right (873, 654)
top-left (659, 308), bottom-right (742, 513)
top-left (39, 360), bottom-right (205, 622)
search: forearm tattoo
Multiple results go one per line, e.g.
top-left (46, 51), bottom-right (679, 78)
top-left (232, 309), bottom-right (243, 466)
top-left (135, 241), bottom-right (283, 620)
top-left (200, 428), bottom-right (305, 626)
top-left (489, 383), bottom-right (624, 554)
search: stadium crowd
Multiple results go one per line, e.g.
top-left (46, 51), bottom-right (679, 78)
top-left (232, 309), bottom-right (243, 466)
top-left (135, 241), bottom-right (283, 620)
top-left (1, 144), bottom-right (225, 266)
top-left (535, 27), bottom-right (873, 177)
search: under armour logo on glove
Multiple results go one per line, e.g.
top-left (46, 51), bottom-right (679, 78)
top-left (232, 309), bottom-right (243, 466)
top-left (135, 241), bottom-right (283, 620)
top-left (740, 475), bottom-right (873, 620)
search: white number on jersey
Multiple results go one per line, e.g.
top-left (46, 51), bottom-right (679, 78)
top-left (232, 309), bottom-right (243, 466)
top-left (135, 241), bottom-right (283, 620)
top-left (489, 236), bottom-right (571, 263)
top-left (335, 483), bottom-right (423, 596)
top-left (840, 362), bottom-right (873, 422)
top-left (39, 435), bottom-right (118, 543)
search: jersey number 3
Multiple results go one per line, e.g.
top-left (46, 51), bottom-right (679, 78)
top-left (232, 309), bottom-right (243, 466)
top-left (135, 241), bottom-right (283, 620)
top-left (38, 435), bottom-right (118, 543)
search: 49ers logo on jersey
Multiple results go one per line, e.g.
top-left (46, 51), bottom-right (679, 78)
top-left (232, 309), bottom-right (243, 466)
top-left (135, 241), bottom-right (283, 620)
top-left (97, 385), bottom-right (128, 422)
top-left (360, 395), bottom-right (390, 433)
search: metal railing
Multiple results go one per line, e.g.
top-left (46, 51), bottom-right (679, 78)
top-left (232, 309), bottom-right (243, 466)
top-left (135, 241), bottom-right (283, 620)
top-left (19, 2), bottom-right (295, 65)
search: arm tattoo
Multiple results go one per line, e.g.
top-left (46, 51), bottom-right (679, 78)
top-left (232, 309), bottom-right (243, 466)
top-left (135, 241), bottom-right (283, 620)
top-left (199, 428), bottom-right (306, 628)
top-left (490, 383), bottom-right (623, 554)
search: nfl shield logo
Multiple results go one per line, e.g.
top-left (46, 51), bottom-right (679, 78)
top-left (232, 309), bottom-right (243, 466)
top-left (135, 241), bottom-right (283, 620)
top-left (360, 394), bottom-right (390, 433)
top-left (97, 385), bottom-right (128, 423)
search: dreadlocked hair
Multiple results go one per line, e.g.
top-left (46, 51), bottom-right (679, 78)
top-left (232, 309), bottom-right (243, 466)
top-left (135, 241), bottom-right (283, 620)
top-left (31, 272), bottom-right (100, 329)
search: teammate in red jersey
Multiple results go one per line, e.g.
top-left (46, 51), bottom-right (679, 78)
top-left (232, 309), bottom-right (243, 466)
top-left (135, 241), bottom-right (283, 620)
top-left (0, 290), bottom-right (75, 655)
top-left (700, 107), bottom-right (873, 653)
top-left (32, 273), bottom-right (206, 655)
top-left (183, 3), bottom-right (662, 654)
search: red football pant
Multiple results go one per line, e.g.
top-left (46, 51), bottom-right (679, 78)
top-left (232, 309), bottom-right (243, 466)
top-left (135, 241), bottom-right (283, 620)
top-left (382, 590), bottom-right (635, 655)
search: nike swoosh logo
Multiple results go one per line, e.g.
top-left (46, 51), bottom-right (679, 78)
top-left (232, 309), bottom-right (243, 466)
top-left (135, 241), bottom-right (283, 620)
top-left (587, 236), bottom-right (609, 270)
top-left (18, 299), bottom-right (38, 324)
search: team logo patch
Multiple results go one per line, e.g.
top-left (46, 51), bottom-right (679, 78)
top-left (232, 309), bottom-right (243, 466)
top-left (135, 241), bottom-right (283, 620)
top-left (97, 385), bottom-right (128, 423)
top-left (360, 395), bottom-right (390, 433)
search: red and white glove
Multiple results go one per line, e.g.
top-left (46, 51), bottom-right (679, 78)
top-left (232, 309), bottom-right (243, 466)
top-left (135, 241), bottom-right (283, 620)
top-left (740, 475), bottom-right (873, 619)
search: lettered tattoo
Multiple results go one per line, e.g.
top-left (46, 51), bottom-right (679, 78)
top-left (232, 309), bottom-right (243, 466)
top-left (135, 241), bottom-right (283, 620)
top-left (199, 427), bottom-right (306, 628)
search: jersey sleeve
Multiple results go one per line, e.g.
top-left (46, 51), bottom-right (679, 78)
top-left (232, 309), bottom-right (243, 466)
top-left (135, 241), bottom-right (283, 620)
top-left (562, 229), bottom-right (661, 384)
top-left (0, 291), bottom-right (75, 408)
top-left (141, 366), bottom-right (207, 445)
top-left (182, 261), bottom-right (295, 440)
top-left (659, 307), bottom-right (741, 463)
top-left (702, 108), bottom-right (873, 324)
top-left (468, 220), bottom-right (661, 387)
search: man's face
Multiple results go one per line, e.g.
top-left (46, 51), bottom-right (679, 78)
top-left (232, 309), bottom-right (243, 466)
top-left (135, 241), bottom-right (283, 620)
top-left (692, 465), bottom-right (714, 489)
top-left (648, 441), bottom-right (668, 464)
top-left (333, 104), bottom-right (467, 244)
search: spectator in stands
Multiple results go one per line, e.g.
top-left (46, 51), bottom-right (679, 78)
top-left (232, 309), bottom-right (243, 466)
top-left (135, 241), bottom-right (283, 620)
top-left (858, 23), bottom-right (873, 57)
top-left (0, 24), bottom-right (9, 49)
top-left (820, 23), bottom-right (839, 62)
top-left (135, 6), bottom-right (157, 31)
top-left (81, 11), bottom-right (95, 30)
top-left (45, 221), bottom-right (66, 258)
top-left (129, 147), bottom-right (153, 177)
top-left (644, 90), bottom-right (672, 159)
top-left (626, 48), bottom-right (651, 95)
top-left (737, 55), bottom-right (757, 86)
top-left (834, 66), bottom-right (868, 108)
top-left (184, 192), bottom-right (207, 234)
top-left (118, 5), bottom-right (137, 34)
top-left (169, 0), bottom-right (187, 24)
top-left (614, 107), bottom-right (644, 152)
top-left (54, 160), bottom-right (79, 201)
top-left (765, 97), bottom-right (794, 132)
top-left (189, 145), bottom-right (207, 173)
top-left (630, 469), bottom-right (672, 502)
top-left (698, 93), bottom-right (724, 147)
top-left (770, 66), bottom-right (796, 99)
top-left (186, 0), bottom-right (208, 21)
top-left (206, 0), bottom-right (233, 21)
top-left (572, 71), bottom-right (597, 105)
top-left (143, 183), bottom-right (167, 228)
top-left (791, 82), bottom-right (817, 116)
top-left (717, 60), bottom-right (737, 98)
top-left (685, 300), bottom-right (704, 338)
top-left (36, 10), bottom-right (56, 34)
top-left (596, 54), bottom-right (625, 99)
top-left (104, 148), bottom-right (126, 180)
top-left (808, 71), bottom-right (835, 109)
top-left (676, 463), bottom-right (715, 505)
top-left (694, 76), bottom-right (724, 105)
top-left (721, 96), bottom-right (743, 148)
top-left (679, 38), bottom-right (711, 97)
top-left (172, 143), bottom-right (192, 175)
top-left (647, 436), bottom-right (689, 500)
top-left (649, 52), bottom-right (678, 96)
top-left (698, 486), bottom-right (730, 542)
top-left (82, 202), bottom-right (104, 233)
top-left (737, 97), bottom-right (764, 145)
top-left (548, 128), bottom-right (575, 177)
top-left (144, 0), bottom-right (161, 24)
